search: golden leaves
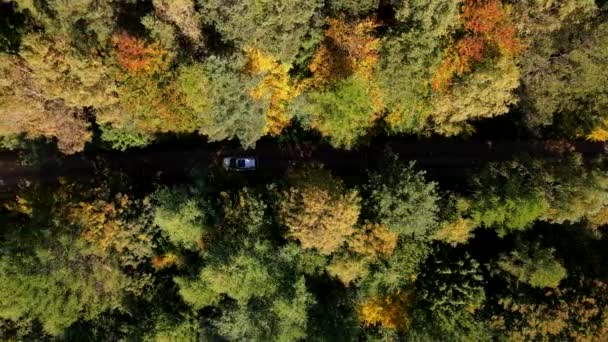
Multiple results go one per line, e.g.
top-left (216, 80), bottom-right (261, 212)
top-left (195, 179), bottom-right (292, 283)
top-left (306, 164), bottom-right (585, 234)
top-left (151, 253), bottom-right (182, 270)
top-left (111, 32), bottom-right (169, 75)
top-left (358, 291), bottom-right (414, 330)
top-left (245, 47), bottom-right (298, 136)
top-left (433, 217), bottom-right (476, 245)
top-left (348, 222), bottom-right (398, 259)
top-left (305, 17), bottom-right (380, 88)
top-left (279, 186), bottom-right (360, 255)
top-left (432, 0), bottom-right (522, 91)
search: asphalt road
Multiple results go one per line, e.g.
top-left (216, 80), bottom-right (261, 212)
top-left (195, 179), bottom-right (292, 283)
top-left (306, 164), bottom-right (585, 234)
top-left (0, 140), bottom-right (605, 199)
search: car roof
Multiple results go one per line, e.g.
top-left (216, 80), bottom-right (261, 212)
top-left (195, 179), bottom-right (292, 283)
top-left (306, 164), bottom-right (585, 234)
top-left (236, 158), bottom-right (256, 168)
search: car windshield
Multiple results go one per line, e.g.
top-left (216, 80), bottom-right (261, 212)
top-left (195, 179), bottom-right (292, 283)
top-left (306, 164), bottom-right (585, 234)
top-left (237, 159), bottom-right (246, 168)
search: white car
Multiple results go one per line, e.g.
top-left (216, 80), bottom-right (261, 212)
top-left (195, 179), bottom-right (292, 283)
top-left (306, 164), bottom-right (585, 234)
top-left (223, 157), bottom-right (257, 171)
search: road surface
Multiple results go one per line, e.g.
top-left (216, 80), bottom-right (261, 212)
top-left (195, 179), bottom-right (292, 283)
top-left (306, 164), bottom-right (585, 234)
top-left (0, 139), bottom-right (604, 199)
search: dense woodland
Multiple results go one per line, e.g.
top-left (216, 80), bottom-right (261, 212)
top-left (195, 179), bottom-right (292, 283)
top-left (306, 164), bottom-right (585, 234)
top-left (2, 0), bottom-right (608, 341)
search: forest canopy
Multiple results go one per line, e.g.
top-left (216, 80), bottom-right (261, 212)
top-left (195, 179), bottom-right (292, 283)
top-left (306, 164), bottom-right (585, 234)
top-left (0, 0), bottom-right (607, 152)
top-left (1, 0), bottom-right (608, 341)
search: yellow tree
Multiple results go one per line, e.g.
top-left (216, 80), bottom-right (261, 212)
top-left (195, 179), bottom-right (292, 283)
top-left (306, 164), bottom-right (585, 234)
top-left (358, 291), bottom-right (414, 331)
top-left (347, 222), bottom-right (399, 259)
top-left (327, 222), bottom-right (399, 285)
top-left (278, 167), bottom-right (361, 255)
top-left (245, 48), bottom-right (298, 136)
top-left (0, 57), bottom-right (93, 153)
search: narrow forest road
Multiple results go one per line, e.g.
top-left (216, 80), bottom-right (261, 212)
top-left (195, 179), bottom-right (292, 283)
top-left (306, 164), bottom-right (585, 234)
top-left (0, 140), bottom-right (605, 199)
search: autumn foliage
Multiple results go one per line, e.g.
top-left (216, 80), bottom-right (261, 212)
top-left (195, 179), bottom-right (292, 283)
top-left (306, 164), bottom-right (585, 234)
top-left (278, 167), bottom-right (361, 255)
top-left (347, 222), bottom-right (398, 259)
top-left (492, 280), bottom-right (608, 341)
top-left (306, 17), bottom-right (379, 88)
top-left (245, 48), bottom-right (298, 136)
top-left (151, 253), bottom-right (181, 270)
top-left (432, 0), bottom-right (522, 90)
top-left (358, 291), bottom-right (414, 330)
top-left (112, 32), bottom-right (168, 74)
top-left (66, 193), bottom-right (153, 263)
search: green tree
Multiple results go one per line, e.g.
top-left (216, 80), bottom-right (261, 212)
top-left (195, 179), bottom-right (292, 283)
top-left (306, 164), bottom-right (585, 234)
top-left (412, 252), bottom-right (490, 341)
top-left (0, 183), bottom-right (154, 336)
top-left (470, 165), bottom-right (549, 235)
top-left (359, 237), bottom-right (431, 295)
top-left (367, 157), bottom-right (440, 237)
top-left (297, 76), bottom-right (379, 149)
top-left (327, 0), bottom-right (379, 16)
top-left (177, 252), bottom-right (278, 308)
top-left (376, 0), bottom-right (461, 133)
top-left (213, 278), bottom-right (313, 342)
top-left (469, 154), bottom-right (608, 235)
top-left (176, 63), bottom-right (210, 115)
top-left (152, 186), bottom-right (207, 250)
top-left (0, 240), bottom-right (147, 336)
top-left (200, 0), bottom-right (324, 64)
top-left (498, 242), bottom-right (567, 288)
top-left (524, 21), bottom-right (608, 139)
top-left (174, 188), bottom-right (315, 341)
top-left (143, 313), bottom-right (199, 342)
top-left (197, 56), bottom-right (269, 147)
top-left (513, 0), bottom-right (601, 131)
top-left (15, 0), bottom-right (116, 50)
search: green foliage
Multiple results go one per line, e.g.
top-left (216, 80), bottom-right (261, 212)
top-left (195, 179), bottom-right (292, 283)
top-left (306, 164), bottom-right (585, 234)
top-left (360, 238), bottom-right (431, 295)
top-left (470, 154), bottom-right (608, 235)
top-left (141, 15), bottom-right (178, 51)
top-left (0, 245), bottom-right (142, 335)
top-left (214, 278), bottom-right (313, 341)
top-left (200, 0), bottom-right (323, 64)
top-left (270, 278), bottom-right (314, 341)
top-left (199, 56), bottom-right (269, 147)
top-left (528, 21), bottom-right (608, 137)
top-left (143, 313), bottom-right (199, 342)
top-left (327, 0), bottom-right (379, 16)
top-left (377, 0), bottom-right (461, 133)
top-left (498, 242), bottom-right (567, 288)
top-left (153, 187), bottom-right (206, 249)
top-left (99, 124), bottom-right (154, 151)
top-left (514, 0), bottom-right (602, 130)
top-left (172, 186), bottom-right (316, 342)
top-left (0, 183), bottom-right (153, 336)
top-left (470, 172), bottom-right (549, 234)
top-left (176, 63), bottom-right (210, 115)
top-left (367, 157), bottom-right (439, 237)
top-left (15, 0), bottom-right (116, 49)
top-left (177, 252), bottom-right (277, 308)
top-left (298, 76), bottom-right (378, 149)
top-left (0, 134), bottom-right (24, 150)
top-left (413, 252), bottom-right (490, 341)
